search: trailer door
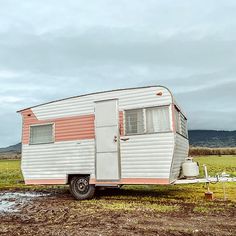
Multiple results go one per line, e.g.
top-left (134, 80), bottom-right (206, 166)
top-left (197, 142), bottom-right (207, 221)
top-left (95, 99), bottom-right (120, 181)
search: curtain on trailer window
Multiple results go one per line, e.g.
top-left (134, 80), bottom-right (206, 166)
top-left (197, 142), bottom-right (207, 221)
top-left (30, 124), bottom-right (54, 144)
top-left (125, 106), bottom-right (171, 135)
top-left (146, 106), bottom-right (170, 133)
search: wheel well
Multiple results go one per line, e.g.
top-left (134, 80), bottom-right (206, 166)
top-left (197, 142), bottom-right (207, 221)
top-left (67, 174), bottom-right (90, 184)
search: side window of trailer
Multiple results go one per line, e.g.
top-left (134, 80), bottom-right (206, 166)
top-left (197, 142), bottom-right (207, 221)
top-left (146, 106), bottom-right (170, 133)
top-left (125, 106), bottom-right (171, 135)
top-left (180, 113), bottom-right (188, 138)
top-left (125, 109), bottom-right (144, 135)
top-left (175, 107), bottom-right (188, 138)
top-left (30, 124), bottom-right (54, 145)
top-left (174, 108), bottom-right (181, 133)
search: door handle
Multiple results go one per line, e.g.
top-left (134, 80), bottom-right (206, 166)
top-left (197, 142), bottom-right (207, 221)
top-left (114, 135), bottom-right (118, 142)
top-left (121, 137), bottom-right (129, 141)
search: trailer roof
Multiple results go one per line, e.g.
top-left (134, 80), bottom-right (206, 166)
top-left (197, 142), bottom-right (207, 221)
top-left (17, 85), bottom-right (174, 113)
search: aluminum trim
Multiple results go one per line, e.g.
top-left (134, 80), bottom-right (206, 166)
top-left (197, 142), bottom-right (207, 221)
top-left (17, 85), bottom-right (173, 113)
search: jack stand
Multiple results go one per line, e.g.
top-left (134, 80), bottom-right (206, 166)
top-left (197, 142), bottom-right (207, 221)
top-left (205, 183), bottom-right (214, 200)
top-left (203, 165), bottom-right (214, 200)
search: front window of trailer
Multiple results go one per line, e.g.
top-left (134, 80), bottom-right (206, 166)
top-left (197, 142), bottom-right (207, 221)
top-left (125, 106), bottom-right (171, 135)
top-left (174, 106), bottom-right (188, 138)
top-left (174, 108), bottom-right (181, 133)
top-left (146, 106), bottom-right (170, 133)
top-left (30, 124), bottom-right (54, 144)
top-left (180, 113), bottom-right (188, 138)
top-left (125, 109), bottom-right (144, 134)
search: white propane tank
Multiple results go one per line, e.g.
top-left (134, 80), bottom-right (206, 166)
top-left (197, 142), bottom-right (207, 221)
top-left (182, 158), bottom-right (199, 179)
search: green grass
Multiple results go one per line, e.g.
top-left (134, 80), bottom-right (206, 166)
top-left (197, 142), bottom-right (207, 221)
top-left (85, 201), bottom-right (180, 212)
top-left (193, 155), bottom-right (236, 177)
top-left (193, 206), bottom-right (210, 213)
top-left (0, 156), bottom-right (235, 204)
top-left (192, 206), bottom-right (226, 214)
top-left (145, 204), bottom-right (180, 212)
top-left (0, 156), bottom-right (235, 216)
top-left (0, 159), bottom-right (24, 188)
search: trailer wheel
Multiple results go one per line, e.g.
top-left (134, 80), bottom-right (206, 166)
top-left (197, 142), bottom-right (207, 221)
top-left (69, 176), bottom-right (95, 200)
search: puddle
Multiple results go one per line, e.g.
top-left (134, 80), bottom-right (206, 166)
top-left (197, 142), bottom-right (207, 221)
top-left (0, 192), bottom-right (49, 214)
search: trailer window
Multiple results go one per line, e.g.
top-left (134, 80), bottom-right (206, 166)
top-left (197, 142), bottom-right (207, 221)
top-left (30, 124), bottom-right (54, 144)
top-left (180, 113), bottom-right (188, 138)
top-left (174, 108), bottom-right (181, 133)
top-left (125, 109), bottom-right (144, 134)
top-left (175, 107), bottom-right (188, 138)
top-left (146, 106), bottom-right (170, 133)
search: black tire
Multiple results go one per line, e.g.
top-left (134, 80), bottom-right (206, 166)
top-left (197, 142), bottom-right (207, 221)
top-left (69, 176), bottom-right (95, 200)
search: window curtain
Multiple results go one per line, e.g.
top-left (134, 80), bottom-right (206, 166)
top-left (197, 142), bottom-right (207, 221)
top-left (136, 109), bottom-right (144, 133)
top-left (30, 124), bottom-right (53, 144)
top-left (146, 107), bottom-right (170, 132)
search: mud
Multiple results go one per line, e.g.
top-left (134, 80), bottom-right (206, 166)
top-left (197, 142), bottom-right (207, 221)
top-left (0, 192), bottom-right (49, 213)
top-left (0, 189), bottom-right (235, 236)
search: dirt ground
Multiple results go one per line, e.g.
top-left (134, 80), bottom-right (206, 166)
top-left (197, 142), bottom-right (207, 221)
top-left (0, 188), bottom-right (235, 236)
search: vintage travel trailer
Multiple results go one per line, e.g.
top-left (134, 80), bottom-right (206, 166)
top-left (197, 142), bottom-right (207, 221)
top-left (18, 85), bottom-right (189, 199)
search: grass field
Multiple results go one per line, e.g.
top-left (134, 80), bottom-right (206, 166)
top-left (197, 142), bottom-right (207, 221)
top-left (0, 159), bottom-right (23, 188)
top-left (0, 156), bottom-right (235, 235)
top-left (0, 155), bottom-right (235, 201)
top-left (195, 155), bottom-right (236, 177)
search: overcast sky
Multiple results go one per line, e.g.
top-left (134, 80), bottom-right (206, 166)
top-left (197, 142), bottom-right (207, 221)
top-left (0, 0), bottom-right (236, 147)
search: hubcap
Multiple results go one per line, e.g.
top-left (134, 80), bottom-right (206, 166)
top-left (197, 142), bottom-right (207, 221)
top-left (76, 178), bottom-right (89, 194)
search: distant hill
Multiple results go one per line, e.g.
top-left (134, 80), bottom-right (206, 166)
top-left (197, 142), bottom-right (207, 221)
top-left (188, 130), bottom-right (236, 147)
top-left (0, 143), bottom-right (21, 153)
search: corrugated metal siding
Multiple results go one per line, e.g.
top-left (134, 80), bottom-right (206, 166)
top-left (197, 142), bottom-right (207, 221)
top-left (55, 115), bottom-right (95, 141)
top-left (119, 111), bottom-right (124, 135)
top-left (32, 87), bottom-right (172, 120)
top-left (21, 111), bottom-right (95, 144)
top-left (22, 111), bottom-right (124, 144)
top-left (120, 133), bottom-right (175, 179)
top-left (21, 140), bottom-right (95, 180)
top-left (22, 132), bottom-right (175, 181)
top-left (21, 109), bottom-right (38, 144)
top-left (169, 134), bottom-right (189, 182)
top-left (21, 86), bottom-right (175, 182)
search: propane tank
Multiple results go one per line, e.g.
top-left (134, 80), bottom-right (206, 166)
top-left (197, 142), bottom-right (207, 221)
top-left (182, 158), bottom-right (199, 179)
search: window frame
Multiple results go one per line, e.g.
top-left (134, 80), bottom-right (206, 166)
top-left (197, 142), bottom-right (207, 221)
top-left (124, 108), bottom-right (145, 135)
top-left (29, 123), bottom-right (55, 145)
top-left (124, 105), bottom-right (172, 136)
top-left (174, 105), bottom-right (188, 139)
top-left (180, 112), bottom-right (188, 139)
top-left (174, 106), bottom-right (181, 134)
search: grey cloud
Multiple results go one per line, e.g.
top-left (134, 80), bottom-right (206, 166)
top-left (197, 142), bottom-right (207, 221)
top-left (189, 110), bottom-right (236, 130)
top-left (1, 30), bottom-right (236, 74)
top-left (0, 0), bottom-right (236, 146)
top-left (175, 80), bottom-right (236, 130)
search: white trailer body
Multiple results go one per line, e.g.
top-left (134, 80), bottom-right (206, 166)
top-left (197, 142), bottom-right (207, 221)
top-left (18, 86), bottom-right (189, 190)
